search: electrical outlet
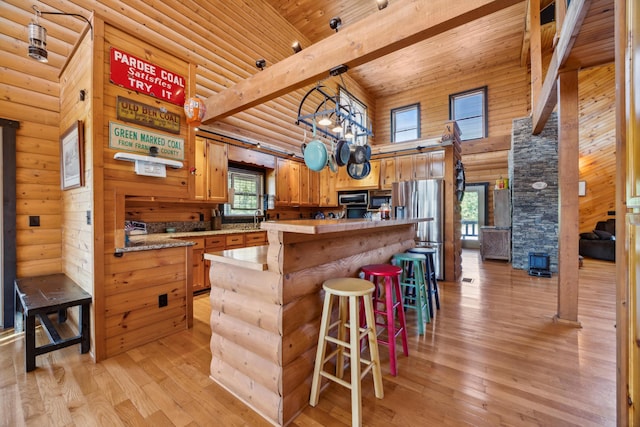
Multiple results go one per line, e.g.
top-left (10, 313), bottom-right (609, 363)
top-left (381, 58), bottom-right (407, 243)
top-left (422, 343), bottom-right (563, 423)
top-left (29, 216), bottom-right (40, 227)
top-left (158, 294), bottom-right (168, 308)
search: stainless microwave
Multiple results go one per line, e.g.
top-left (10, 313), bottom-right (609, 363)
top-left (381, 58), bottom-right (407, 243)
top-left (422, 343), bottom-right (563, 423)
top-left (338, 191), bottom-right (368, 206)
top-left (368, 190), bottom-right (392, 210)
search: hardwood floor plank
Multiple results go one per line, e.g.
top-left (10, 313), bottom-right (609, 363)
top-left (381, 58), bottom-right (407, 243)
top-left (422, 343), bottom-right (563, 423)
top-left (0, 249), bottom-right (616, 426)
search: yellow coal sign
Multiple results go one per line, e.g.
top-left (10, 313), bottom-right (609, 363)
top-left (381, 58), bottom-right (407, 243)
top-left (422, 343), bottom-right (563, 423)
top-left (116, 96), bottom-right (180, 134)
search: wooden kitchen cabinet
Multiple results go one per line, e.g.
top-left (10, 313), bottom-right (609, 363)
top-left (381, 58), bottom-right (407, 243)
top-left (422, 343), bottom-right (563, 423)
top-left (395, 156), bottom-right (413, 182)
top-left (319, 167), bottom-right (338, 207)
top-left (225, 233), bottom-right (245, 249)
top-left (178, 237), bottom-right (207, 293)
top-left (335, 159), bottom-right (381, 190)
top-left (275, 158), bottom-right (302, 206)
top-left (195, 136), bottom-right (228, 202)
top-left (300, 165), bottom-right (320, 206)
top-left (245, 231), bottom-right (267, 247)
top-left (395, 150), bottom-right (445, 181)
top-left (380, 158), bottom-right (396, 189)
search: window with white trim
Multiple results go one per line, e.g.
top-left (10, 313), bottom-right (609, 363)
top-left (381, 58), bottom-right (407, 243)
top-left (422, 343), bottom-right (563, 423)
top-left (224, 167), bottom-right (264, 216)
top-left (449, 86), bottom-right (487, 141)
top-left (391, 103), bottom-right (420, 142)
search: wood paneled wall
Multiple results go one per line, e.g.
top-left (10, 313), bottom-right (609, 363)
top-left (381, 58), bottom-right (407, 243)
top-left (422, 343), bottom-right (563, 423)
top-left (60, 30), bottom-right (94, 296)
top-left (578, 64), bottom-right (616, 231)
top-left (2, 1), bottom-right (64, 278)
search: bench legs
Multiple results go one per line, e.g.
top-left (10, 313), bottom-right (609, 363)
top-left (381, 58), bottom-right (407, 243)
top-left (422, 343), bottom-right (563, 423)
top-left (22, 304), bottom-right (91, 372)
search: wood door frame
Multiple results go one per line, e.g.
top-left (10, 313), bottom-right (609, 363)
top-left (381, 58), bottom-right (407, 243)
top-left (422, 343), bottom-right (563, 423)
top-left (1, 118), bottom-right (18, 329)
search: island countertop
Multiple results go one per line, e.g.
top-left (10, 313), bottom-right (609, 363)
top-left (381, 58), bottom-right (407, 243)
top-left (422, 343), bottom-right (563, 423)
top-left (259, 217), bottom-right (430, 234)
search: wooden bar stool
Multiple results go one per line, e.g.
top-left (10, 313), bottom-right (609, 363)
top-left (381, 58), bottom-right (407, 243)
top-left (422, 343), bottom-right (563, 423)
top-left (407, 247), bottom-right (441, 315)
top-left (392, 253), bottom-right (430, 334)
top-left (360, 264), bottom-right (408, 376)
top-left (309, 278), bottom-right (384, 427)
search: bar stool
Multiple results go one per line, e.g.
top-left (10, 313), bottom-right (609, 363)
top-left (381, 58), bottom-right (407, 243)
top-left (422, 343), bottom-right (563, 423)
top-left (360, 264), bottom-right (409, 376)
top-left (407, 247), bottom-right (441, 315)
top-left (392, 253), bottom-right (430, 335)
top-left (309, 278), bottom-right (384, 427)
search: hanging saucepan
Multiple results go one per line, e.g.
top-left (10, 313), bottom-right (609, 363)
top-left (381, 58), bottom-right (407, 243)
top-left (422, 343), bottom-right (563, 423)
top-left (304, 140), bottom-right (328, 172)
top-left (347, 160), bottom-right (371, 180)
top-left (335, 139), bottom-right (350, 167)
top-left (327, 141), bottom-right (338, 173)
top-left (363, 144), bottom-right (372, 161)
top-left (349, 144), bottom-right (367, 165)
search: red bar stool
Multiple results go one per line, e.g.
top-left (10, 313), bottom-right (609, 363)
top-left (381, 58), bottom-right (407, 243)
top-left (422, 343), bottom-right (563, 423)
top-left (309, 278), bottom-right (384, 427)
top-left (360, 264), bottom-right (409, 376)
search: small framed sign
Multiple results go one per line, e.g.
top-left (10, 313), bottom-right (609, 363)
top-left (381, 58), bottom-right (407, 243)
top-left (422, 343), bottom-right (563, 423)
top-left (60, 121), bottom-right (84, 190)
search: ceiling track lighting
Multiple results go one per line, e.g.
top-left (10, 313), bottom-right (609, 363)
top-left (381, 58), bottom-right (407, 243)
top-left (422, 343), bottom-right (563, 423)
top-left (255, 58), bottom-right (266, 70)
top-left (27, 5), bottom-right (93, 63)
top-left (376, 0), bottom-right (389, 10)
top-left (329, 17), bottom-right (342, 32)
top-left (292, 41), bottom-right (302, 54)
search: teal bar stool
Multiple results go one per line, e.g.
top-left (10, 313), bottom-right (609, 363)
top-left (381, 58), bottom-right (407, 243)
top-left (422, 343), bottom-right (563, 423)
top-left (392, 253), bottom-right (430, 335)
top-left (407, 247), bottom-right (441, 316)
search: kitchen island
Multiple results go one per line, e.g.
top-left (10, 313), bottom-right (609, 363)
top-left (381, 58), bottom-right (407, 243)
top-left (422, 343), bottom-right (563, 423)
top-left (204, 218), bottom-right (427, 426)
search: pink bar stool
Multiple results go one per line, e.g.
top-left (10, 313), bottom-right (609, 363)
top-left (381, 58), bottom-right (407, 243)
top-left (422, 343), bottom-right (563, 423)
top-left (360, 264), bottom-right (409, 376)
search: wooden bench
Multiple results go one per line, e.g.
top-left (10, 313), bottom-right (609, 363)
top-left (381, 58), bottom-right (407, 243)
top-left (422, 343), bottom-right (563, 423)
top-left (14, 274), bottom-right (92, 372)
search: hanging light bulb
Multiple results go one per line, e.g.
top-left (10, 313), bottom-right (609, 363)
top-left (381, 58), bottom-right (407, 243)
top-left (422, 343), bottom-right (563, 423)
top-left (318, 117), bottom-right (332, 126)
top-left (332, 124), bottom-right (343, 133)
top-left (345, 126), bottom-right (355, 139)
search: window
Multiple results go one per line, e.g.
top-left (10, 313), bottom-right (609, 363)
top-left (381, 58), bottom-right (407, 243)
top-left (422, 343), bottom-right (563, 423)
top-left (339, 86), bottom-right (368, 145)
top-left (225, 166), bottom-right (264, 216)
top-left (391, 103), bottom-right (420, 142)
top-left (449, 86), bottom-right (487, 141)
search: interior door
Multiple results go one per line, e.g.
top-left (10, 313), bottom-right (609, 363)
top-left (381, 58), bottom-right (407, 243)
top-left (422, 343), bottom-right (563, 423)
top-left (461, 183), bottom-right (489, 249)
top-left (1, 119), bottom-right (18, 328)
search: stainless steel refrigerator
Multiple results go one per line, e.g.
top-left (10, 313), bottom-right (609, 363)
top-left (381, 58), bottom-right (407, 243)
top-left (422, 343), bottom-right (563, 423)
top-left (392, 179), bottom-right (444, 280)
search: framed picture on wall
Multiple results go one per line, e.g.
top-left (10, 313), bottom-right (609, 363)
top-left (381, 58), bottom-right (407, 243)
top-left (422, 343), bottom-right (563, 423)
top-left (60, 120), bottom-right (84, 190)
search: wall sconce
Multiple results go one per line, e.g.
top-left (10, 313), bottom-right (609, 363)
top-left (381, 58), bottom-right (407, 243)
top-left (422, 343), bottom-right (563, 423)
top-left (292, 41), bottom-right (302, 53)
top-left (27, 5), bottom-right (93, 63)
top-left (376, 0), bottom-right (389, 10)
top-left (255, 59), bottom-right (266, 70)
top-left (329, 17), bottom-right (342, 32)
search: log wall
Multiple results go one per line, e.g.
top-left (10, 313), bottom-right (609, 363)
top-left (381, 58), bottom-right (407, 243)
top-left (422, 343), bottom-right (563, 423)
top-left (209, 224), bottom-right (416, 426)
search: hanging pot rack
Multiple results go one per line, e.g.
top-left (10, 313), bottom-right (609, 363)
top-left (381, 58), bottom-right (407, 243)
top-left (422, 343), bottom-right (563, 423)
top-left (295, 83), bottom-right (373, 144)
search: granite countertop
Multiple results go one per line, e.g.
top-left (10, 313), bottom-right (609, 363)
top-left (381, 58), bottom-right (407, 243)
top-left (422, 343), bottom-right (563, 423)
top-left (115, 227), bottom-right (265, 253)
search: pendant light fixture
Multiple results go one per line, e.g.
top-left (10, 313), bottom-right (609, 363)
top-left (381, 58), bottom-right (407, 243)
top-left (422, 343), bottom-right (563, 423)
top-left (27, 5), bottom-right (93, 63)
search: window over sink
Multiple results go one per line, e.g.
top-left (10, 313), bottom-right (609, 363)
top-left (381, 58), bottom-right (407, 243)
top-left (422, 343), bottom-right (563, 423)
top-left (224, 165), bottom-right (264, 217)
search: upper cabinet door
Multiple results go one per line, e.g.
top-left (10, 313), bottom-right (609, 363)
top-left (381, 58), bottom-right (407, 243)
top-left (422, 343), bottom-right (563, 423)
top-left (195, 136), bottom-right (228, 202)
top-left (395, 156), bottom-right (413, 182)
top-left (429, 150), bottom-right (445, 179)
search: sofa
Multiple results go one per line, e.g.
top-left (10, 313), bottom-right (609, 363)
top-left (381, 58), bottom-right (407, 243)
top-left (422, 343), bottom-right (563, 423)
top-left (579, 218), bottom-right (615, 261)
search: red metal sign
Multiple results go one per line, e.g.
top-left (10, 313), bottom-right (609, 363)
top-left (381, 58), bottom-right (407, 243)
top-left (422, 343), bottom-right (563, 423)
top-left (110, 47), bottom-right (185, 106)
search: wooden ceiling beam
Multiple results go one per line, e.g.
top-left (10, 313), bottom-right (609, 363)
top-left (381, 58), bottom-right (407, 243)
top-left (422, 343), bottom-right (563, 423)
top-left (532, 0), bottom-right (591, 134)
top-left (201, 0), bottom-right (523, 123)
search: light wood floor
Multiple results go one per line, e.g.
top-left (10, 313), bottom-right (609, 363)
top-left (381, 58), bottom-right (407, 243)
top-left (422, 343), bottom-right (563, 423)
top-left (1, 250), bottom-right (616, 426)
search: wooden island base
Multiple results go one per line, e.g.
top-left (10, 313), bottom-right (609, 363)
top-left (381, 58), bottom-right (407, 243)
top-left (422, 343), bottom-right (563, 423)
top-left (205, 219), bottom-right (423, 426)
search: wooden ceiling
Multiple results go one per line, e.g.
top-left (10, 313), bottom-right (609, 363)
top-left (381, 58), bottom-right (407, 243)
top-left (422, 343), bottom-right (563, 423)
top-left (263, 0), bottom-right (529, 99)
top-left (262, 0), bottom-right (614, 101)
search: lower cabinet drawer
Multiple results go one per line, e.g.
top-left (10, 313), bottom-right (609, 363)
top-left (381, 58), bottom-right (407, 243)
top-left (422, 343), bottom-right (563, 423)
top-left (225, 234), bottom-right (245, 248)
top-left (205, 236), bottom-right (225, 250)
top-left (245, 231), bottom-right (267, 246)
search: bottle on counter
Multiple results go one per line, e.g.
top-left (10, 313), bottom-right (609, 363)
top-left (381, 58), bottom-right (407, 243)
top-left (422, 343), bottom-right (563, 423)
top-left (380, 202), bottom-right (391, 220)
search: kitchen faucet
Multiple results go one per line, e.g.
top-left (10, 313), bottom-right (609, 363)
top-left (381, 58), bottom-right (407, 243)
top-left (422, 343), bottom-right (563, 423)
top-left (254, 210), bottom-right (262, 228)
